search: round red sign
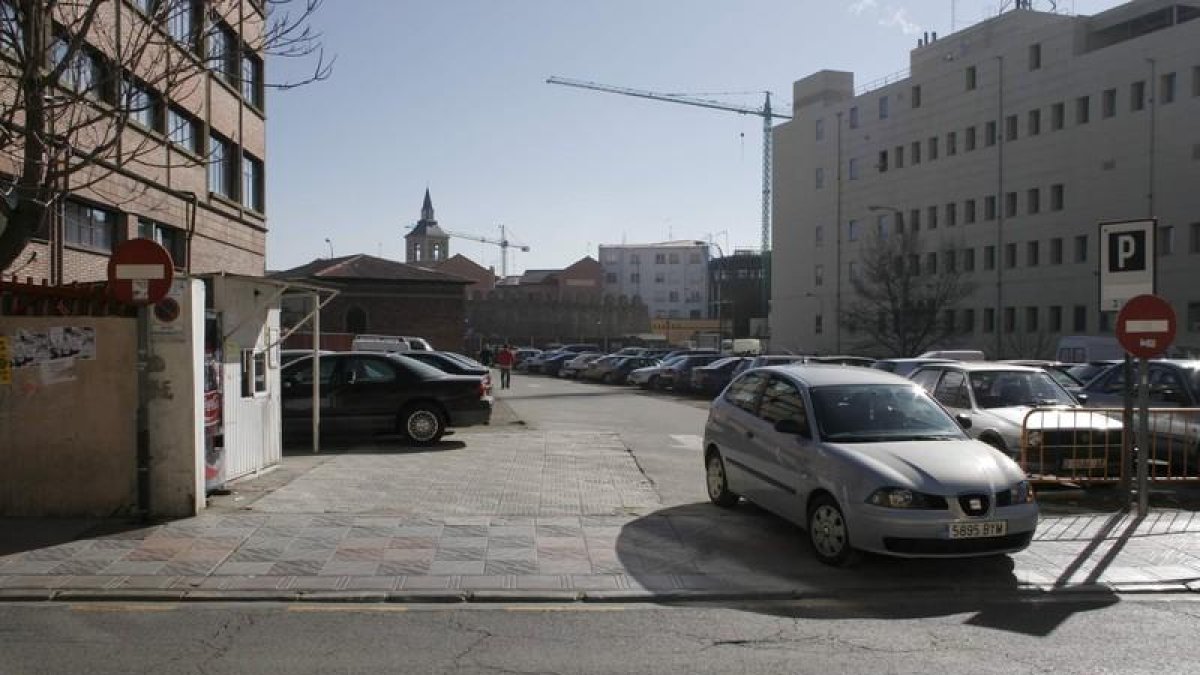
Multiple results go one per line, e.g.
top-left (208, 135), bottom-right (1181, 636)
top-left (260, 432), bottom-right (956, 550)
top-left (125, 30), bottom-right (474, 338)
top-left (1116, 294), bottom-right (1177, 359)
top-left (107, 238), bottom-right (175, 306)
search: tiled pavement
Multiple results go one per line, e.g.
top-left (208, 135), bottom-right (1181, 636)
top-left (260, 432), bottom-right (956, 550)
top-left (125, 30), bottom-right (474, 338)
top-left (2, 430), bottom-right (1200, 600)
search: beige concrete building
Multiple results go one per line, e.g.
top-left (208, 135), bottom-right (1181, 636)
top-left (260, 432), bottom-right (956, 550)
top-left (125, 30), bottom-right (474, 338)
top-left (600, 240), bottom-right (711, 320)
top-left (1, 0), bottom-right (268, 283)
top-left (772, 0), bottom-right (1200, 358)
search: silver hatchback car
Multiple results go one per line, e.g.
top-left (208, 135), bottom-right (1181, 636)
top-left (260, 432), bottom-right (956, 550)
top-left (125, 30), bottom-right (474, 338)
top-left (702, 365), bottom-right (1038, 565)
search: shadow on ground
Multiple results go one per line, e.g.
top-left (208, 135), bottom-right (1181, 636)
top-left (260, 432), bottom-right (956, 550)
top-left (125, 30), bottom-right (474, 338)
top-left (617, 501), bottom-right (1119, 636)
top-left (283, 435), bottom-right (467, 456)
top-left (0, 518), bottom-right (154, 556)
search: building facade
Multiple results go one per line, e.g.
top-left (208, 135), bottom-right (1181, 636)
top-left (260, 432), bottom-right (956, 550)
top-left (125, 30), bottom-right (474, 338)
top-left (1, 0), bottom-right (269, 283)
top-left (710, 249), bottom-right (767, 339)
top-left (772, 0), bottom-right (1200, 358)
top-left (600, 240), bottom-right (711, 320)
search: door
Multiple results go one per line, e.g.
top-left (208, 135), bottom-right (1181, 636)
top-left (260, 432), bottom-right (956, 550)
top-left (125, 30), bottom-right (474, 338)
top-left (713, 371), bottom-right (767, 499)
top-left (329, 355), bottom-right (406, 432)
top-left (755, 375), bottom-right (814, 520)
top-left (280, 356), bottom-right (339, 435)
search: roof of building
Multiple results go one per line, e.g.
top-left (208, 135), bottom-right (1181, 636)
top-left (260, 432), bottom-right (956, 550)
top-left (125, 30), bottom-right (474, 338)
top-left (271, 254), bottom-right (472, 284)
top-left (598, 240), bottom-right (708, 249)
top-left (519, 269), bottom-right (558, 285)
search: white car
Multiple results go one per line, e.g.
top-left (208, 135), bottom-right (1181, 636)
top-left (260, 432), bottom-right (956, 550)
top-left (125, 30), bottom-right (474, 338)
top-left (702, 365), bottom-right (1038, 565)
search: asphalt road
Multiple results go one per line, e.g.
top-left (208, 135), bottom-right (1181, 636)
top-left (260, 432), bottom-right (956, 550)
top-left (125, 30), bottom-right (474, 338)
top-left (499, 372), bottom-right (712, 506)
top-left (3, 596), bottom-right (1199, 674)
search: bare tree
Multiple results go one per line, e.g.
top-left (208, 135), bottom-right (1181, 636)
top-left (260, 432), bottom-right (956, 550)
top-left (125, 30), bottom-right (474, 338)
top-left (0, 0), bottom-right (330, 270)
top-left (839, 229), bottom-right (976, 357)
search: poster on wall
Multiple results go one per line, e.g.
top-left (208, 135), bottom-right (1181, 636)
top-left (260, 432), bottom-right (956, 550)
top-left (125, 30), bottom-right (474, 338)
top-left (9, 327), bottom-right (96, 368)
top-left (204, 311), bottom-right (227, 493)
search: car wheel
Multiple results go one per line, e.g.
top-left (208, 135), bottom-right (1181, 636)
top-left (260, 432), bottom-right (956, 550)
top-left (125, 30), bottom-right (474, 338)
top-left (705, 449), bottom-right (739, 507)
top-left (808, 494), bottom-right (854, 567)
top-left (647, 375), bottom-right (660, 390)
top-left (400, 404), bottom-right (444, 445)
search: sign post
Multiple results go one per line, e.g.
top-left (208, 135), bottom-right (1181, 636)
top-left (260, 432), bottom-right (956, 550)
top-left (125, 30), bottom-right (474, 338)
top-left (1116, 294), bottom-right (1177, 517)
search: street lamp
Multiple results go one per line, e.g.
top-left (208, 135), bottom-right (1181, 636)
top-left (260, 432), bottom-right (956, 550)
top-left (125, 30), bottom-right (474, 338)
top-left (709, 240), bottom-right (728, 348)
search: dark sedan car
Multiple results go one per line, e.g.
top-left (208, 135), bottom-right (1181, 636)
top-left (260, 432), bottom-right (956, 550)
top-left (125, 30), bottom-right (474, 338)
top-left (690, 357), bottom-right (749, 395)
top-left (589, 356), bottom-right (659, 384)
top-left (539, 351), bottom-right (577, 377)
top-left (659, 354), bottom-right (724, 392)
top-left (281, 352), bottom-right (492, 445)
top-left (402, 350), bottom-right (493, 395)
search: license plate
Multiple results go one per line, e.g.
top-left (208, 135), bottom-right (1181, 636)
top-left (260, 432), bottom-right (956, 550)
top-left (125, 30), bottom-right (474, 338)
top-left (948, 521), bottom-right (1007, 539)
top-left (1062, 457), bottom-right (1105, 470)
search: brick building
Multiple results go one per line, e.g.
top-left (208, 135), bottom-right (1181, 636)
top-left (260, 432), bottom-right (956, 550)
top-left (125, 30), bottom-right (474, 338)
top-left (1, 1), bottom-right (269, 283)
top-left (273, 254), bottom-right (472, 352)
top-left (494, 257), bottom-right (604, 302)
top-left (431, 254), bottom-right (496, 297)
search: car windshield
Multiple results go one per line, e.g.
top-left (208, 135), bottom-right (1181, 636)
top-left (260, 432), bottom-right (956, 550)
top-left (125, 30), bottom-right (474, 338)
top-left (810, 384), bottom-right (963, 442)
top-left (1067, 363), bottom-right (1112, 384)
top-left (1045, 368), bottom-right (1082, 389)
top-left (968, 370), bottom-right (1075, 408)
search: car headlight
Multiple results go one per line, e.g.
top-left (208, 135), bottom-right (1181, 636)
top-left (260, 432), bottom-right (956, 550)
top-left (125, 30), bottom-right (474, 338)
top-left (1009, 481), bottom-right (1035, 504)
top-left (1026, 431), bottom-right (1042, 448)
top-left (866, 487), bottom-right (947, 509)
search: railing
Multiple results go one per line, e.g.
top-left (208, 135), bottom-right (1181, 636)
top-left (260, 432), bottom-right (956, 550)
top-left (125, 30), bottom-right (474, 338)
top-left (1018, 407), bottom-right (1200, 484)
top-left (854, 68), bottom-right (912, 96)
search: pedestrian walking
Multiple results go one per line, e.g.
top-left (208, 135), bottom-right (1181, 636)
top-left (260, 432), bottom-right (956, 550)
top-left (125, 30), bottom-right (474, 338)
top-left (478, 344), bottom-right (494, 367)
top-left (495, 343), bottom-right (514, 389)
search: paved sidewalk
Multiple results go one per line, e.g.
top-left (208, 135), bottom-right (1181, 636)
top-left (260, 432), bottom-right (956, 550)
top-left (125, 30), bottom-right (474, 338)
top-left (2, 430), bottom-right (1199, 601)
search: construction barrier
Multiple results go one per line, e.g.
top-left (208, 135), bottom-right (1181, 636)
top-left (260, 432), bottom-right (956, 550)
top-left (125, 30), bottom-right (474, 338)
top-left (1019, 407), bottom-right (1200, 485)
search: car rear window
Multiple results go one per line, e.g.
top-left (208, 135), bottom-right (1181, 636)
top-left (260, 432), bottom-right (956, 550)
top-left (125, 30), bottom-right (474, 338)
top-left (391, 354), bottom-right (451, 379)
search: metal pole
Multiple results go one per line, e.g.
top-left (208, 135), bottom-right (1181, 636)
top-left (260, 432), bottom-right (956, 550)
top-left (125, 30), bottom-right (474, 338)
top-left (1137, 357), bottom-right (1150, 516)
top-left (311, 291), bottom-right (320, 453)
top-left (136, 307), bottom-right (151, 521)
top-left (1120, 355), bottom-right (1133, 494)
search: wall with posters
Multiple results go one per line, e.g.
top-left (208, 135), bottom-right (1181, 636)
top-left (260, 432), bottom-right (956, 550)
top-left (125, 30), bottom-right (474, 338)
top-left (0, 317), bottom-right (138, 516)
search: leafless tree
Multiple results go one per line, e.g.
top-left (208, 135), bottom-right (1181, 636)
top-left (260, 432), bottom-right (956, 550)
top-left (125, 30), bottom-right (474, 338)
top-left (0, 0), bottom-right (330, 270)
top-left (840, 229), bottom-right (977, 357)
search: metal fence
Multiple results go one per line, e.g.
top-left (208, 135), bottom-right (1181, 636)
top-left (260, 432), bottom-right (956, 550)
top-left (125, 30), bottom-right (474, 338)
top-left (1019, 407), bottom-right (1200, 484)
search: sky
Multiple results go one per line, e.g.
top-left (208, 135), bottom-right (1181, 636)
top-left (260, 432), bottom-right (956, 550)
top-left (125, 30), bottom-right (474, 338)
top-left (264, 0), bottom-right (1127, 275)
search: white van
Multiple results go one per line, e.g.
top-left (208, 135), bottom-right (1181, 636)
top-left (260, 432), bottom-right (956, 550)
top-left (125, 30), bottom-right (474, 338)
top-left (350, 334), bottom-right (433, 353)
top-left (1055, 336), bottom-right (1123, 364)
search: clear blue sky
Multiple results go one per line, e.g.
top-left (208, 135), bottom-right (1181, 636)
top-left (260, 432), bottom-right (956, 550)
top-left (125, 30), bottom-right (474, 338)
top-left (265, 0), bottom-right (1125, 274)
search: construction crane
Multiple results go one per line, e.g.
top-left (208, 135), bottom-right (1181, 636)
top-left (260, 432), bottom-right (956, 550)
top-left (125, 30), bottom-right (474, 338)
top-left (545, 76), bottom-right (791, 257)
top-left (443, 224), bottom-right (529, 279)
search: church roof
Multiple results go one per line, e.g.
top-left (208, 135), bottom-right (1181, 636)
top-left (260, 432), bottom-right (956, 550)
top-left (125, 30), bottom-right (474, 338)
top-left (272, 254), bottom-right (472, 284)
top-left (407, 188), bottom-right (448, 239)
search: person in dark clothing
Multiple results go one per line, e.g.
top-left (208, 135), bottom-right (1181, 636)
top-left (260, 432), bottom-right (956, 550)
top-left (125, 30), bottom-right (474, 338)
top-left (478, 345), bottom-right (494, 367)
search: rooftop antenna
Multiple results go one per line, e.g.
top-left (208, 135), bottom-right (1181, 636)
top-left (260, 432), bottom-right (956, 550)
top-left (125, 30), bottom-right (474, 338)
top-left (952, 0), bottom-right (957, 31)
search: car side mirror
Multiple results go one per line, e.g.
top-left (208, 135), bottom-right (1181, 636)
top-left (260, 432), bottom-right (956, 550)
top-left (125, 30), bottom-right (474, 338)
top-left (955, 413), bottom-right (973, 430)
top-left (774, 418), bottom-right (811, 438)
top-left (1074, 392), bottom-right (1089, 404)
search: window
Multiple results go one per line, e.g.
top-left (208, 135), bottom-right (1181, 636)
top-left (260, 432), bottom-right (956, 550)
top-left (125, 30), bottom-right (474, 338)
top-left (1026, 307), bottom-right (1039, 332)
top-left (1191, 303), bottom-right (1200, 333)
top-left (876, 214), bottom-right (890, 239)
top-left (240, 350), bottom-right (268, 397)
top-left (909, 209), bottom-right (920, 232)
top-left (1005, 192), bottom-right (1017, 218)
top-left (815, 167), bottom-right (825, 189)
top-left (689, 252), bottom-right (702, 264)
top-left (1004, 243), bottom-right (1017, 268)
top-left (1027, 188), bottom-right (1040, 215)
top-left (965, 126), bottom-right (977, 151)
top-left (605, 272), bottom-right (617, 284)
top-left (345, 307), bottom-right (368, 334)
top-left (1073, 305), bottom-right (1087, 332)
top-left (1028, 109), bottom-right (1041, 136)
top-left (629, 272), bottom-right (640, 283)
top-left (965, 65), bottom-right (977, 91)
top-left (895, 145), bottom-right (904, 168)
top-left (630, 253), bottom-right (640, 264)
top-left (208, 21), bottom-right (238, 83)
top-left (815, 225), bottom-right (824, 247)
top-left (947, 131), bottom-right (958, 155)
top-left (1195, 66), bottom-right (1200, 97)
top-left (943, 202), bottom-right (956, 227)
top-left (668, 253), bottom-right (679, 264)
top-left (167, 0), bottom-right (198, 51)
top-left (879, 95), bottom-right (889, 120)
top-left (911, 141), bottom-right (921, 164)
top-left (1102, 88), bottom-right (1116, 118)
top-left (1099, 311), bottom-right (1113, 334)
top-left (878, 150), bottom-right (888, 173)
top-left (814, 314), bottom-right (823, 335)
top-left (63, 200), bottom-right (116, 252)
top-left (983, 308), bottom-right (995, 333)
top-left (935, 371), bottom-right (971, 409)
top-left (126, 80), bottom-right (163, 132)
top-left (985, 195), bottom-right (997, 221)
top-left (242, 151), bottom-right (263, 211)
top-left (985, 120), bottom-right (997, 147)
top-left (0, 1), bottom-right (20, 55)
top-left (654, 272), bottom-right (665, 283)
top-left (964, 248), bottom-right (976, 271)
top-left (1130, 81), bottom-right (1146, 111)
top-left (53, 40), bottom-right (108, 100)
top-left (654, 253), bottom-right (666, 264)
top-left (848, 220), bottom-right (860, 242)
top-left (944, 249), bottom-right (956, 273)
top-left (1005, 115), bottom-right (1018, 142)
top-left (1027, 240), bottom-right (1039, 267)
top-left (815, 118), bottom-right (825, 140)
top-left (1029, 43), bottom-right (1042, 71)
top-left (1161, 72), bottom-right (1176, 105)
top-left (1191, 223), bottom-right (1200, 253)
top-left (1158, 225), bottom-right (1174, 256)
top-left (668, 291), bottom-right (679, 303)
top-left (908, 254), bottom-right (920, 273)
top-left (242, 53), bottom-right (264, 108)
top-left (209, 132), bottom-right (236, 198)
top-left (849, 157), bottom-right (861, 180)
top-left (1049, 306), bottom-right (1063, 332)
top-left (1050, 237), bottom-right (1063, 264)
top-left (1074, 234), bottom-right (1088, 263)
top-left (849, 106), bottom-right (859, 129)
top-left (1051, 183), bottom-right (1064, 211)
top-left (725, 372), bottom-right (766, 413)
top-left (911, 85), bottom-right (922, 108)
top-left (1004, 307), bottom-right (1016, 333)
top-left (1076, 95), bottom-right (1091, 124)
top-left (929, 136), bottom-right (939, 160)
top-left (849, 261), bottom-right (859, 280)
top-left (167, 106), bottom-right (200, 154)
top-left (347, 357), bottom-right (396, 385)
top-left (927, 205), bottom-right (938, 230)
top-left (1051, 102), bottom-right (1064, 130)
top-left (815, 265), bottom-right (824, 286)
top-left (963, 309), bottom-right (975, 332)
top-left (965, 199), bottom-right (977, 224)
top-left (926, 252), bottom-right (937, 275)
top-left (984, 245), bottom-right (996, 270)
top-left (138, 218), bottom-right (187, 266)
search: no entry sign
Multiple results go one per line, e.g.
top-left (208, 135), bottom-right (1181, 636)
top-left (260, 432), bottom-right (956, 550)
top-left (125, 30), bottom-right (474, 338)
top-left (107, 238), bottom-right (175, 306)
top-left (1116, 294), bottom-right (1176, 359)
